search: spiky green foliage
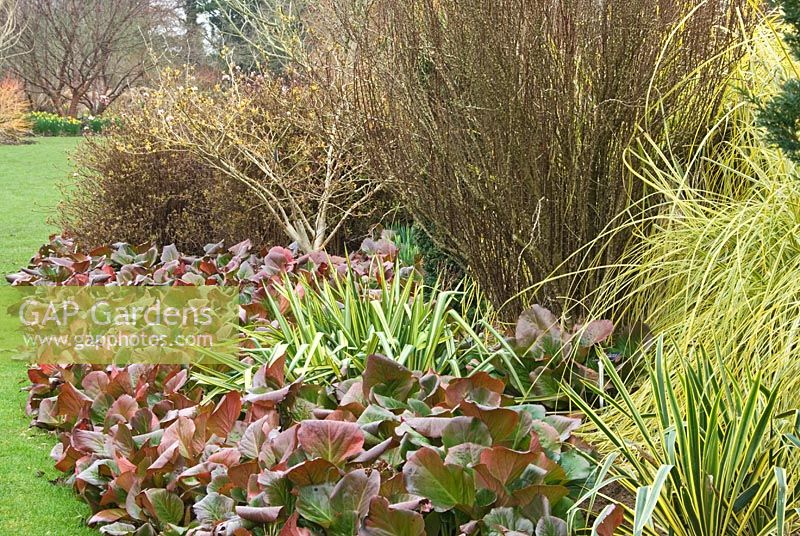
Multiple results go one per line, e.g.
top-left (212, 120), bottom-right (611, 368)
top-left (564, 339), bottom-right (799, 535)
top-left (192, 270), bottom-right (486, 397)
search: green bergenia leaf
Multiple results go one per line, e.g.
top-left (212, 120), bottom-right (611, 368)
top-left (535, 515), bottom-right (568, 536)
top-left (193, 492), bottom-right (234, 524)
top-left (441, 416), bottom-right (492, 449)
top-left (361, 496), bottom-right (425, 536)
top-left (483, 507), bottom-right (534, 536)
top-left (297, 482), bottom-right (335, 527)
top-left (144, 488), bottom-right (184, 526)
top-left (403, 446), bottom-right (475, 512)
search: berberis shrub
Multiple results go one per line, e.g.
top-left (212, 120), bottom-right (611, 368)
top-left (57, 82), bottom-right (291, 252)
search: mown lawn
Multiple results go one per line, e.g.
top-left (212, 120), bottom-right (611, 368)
top-left (0, 137), bottom-right (96, 535)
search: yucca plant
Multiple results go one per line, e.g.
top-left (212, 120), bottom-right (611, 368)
top-left (192, 270), bottom-right (487, 399)
top-left (565, 338), bottom-right (799, 536)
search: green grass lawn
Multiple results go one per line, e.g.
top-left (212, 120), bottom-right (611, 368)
top-left (0, 137), bottom-right (97, 535)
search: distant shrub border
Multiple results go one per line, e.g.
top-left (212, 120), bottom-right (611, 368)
top-left (28, 111), bottom-right (116, 136)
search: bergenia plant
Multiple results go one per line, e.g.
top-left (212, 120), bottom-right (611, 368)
top-left (26, 355), bottom-right (605, 535)
top-left (493, 305), bottom-right (647, 408)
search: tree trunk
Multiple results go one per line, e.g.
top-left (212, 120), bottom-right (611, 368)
top-left (67, 91), bottom-right (82, 117)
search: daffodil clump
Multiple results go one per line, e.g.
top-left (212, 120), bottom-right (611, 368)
top-left (28, 111), bottom-right (114, 136)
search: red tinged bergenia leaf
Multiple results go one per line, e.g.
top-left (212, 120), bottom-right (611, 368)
top-left (595, 504), bottom-right (624, 536)
top-left (238, 416), bottom-right (272, 459)
top-left (227, 460), bottom-right (259, 489)
top-left (81, 371), bottom-right (110, 399)
top-left (444, 373), bottom-right (504, 408)
top-left (236, 505), bottom-right (282, 524)
top-left (163, 369), bottom-right (188, 394)
top-left (352, 437), bottom-right (396, 464)
top-left (244, 378), bottom-right (302, 407)
top-left (459, 402), bottom-right (519, 444)
top-left (360, 496), bottom-right (425, 536)
top-left (149, 442), bottom-right (179, 471)
top-left (108, 394), bottom-right (139, 422)
top-left (207, 391), bottom-right (242, 438)
top-left (27, 367), bottom-right (52, 385)
top-left (404, 417), bottom-right (455, 439)
top-left (160, 416), bottom-right (200, 459)
top-left (515, 305), bottom-right (560, 349)
top-left (477, 446), bottom-right (538, 486)
top-left (56, 382), bottom-right (92, 421)
top-left (361, 354), bottom-right (414, 401)
top-left (88, 508), bottom-right (128, 526)
top-left (253, 355), bottom-right (285, 389)
top-left (279, 513), bottom-right (312, 536)
top-left (207, 448), bottom-right (241, 467)
top-left (71, 429), bottom-right (108, 456)
top-left (106, 369), bottom-right (133, 398)
top-left (330, 468), bottom-right (381, 519)
top-left (297, 420), bottom-right (365, 465)
top-left (286, 458), bottom-right (341, 486)
top-left (54, 445), bottom-right (83, 473)
top-left (578, 319), bottom-right (614, 348)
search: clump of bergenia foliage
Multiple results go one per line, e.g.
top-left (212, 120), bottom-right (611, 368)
top-left (494, 305), bottom-right (648, 408)
top-left (6, 235), bottom-right (406, 322)
top-left (26, 355), bottom-right (607, 535)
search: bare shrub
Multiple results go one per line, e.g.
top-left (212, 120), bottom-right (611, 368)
top-left (8, 0), bottom-right (161, 116)
top-left (0, 77), bottom-right (29, 144)
top-left (142, 68), bottom-right (380, 253)
top-left (0, 0), bottom-right (18, 62)
top-left (58, 71), bottom-right (380, 253)
top-left (351, 0), bottom-right (755, 317)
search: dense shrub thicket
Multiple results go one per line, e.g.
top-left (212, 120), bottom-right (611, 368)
top-left (352, 0), bottom-right (753, 316)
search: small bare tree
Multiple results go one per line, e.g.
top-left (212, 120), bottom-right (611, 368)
top-left (8, 0), bottom-right (159, 116)
top-left (0, 0), bottom-right (18, 62)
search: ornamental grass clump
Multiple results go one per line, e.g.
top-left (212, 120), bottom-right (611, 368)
top-left (583, 106), bottom-right (800, 417)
